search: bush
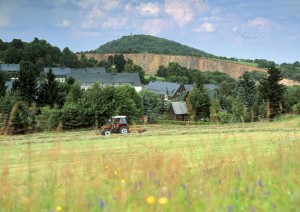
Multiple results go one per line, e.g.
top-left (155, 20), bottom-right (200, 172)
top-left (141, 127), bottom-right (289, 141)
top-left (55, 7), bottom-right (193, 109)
top-left (217, 111), bottom-right (234, 124)
top-left (292, 103), bottom-right (300, 114)
top-left (35, 106), bottom-right (61, 131)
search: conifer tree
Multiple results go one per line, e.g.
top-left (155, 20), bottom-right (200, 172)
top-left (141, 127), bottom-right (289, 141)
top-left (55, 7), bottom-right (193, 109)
top-left (38, 69), bottom-right (60, 107)
top-left (12, 61), bottom-right (37, 104)
top-left (258, 65), bottom-right (285, 118)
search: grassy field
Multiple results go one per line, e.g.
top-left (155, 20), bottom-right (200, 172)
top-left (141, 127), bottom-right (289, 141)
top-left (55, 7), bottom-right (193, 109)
top-left (0, 116), bottom-right (300, 211)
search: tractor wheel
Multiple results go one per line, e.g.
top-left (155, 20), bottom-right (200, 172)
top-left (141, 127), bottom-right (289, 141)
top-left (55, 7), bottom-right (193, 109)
top-left (119, 126), bottom-right (128, 134)
top-left (104, 130), bottom-right (111, 136)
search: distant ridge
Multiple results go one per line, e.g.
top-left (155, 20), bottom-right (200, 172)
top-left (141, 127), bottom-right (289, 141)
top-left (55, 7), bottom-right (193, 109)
top-left (94, 34), bottom-right (214, 58)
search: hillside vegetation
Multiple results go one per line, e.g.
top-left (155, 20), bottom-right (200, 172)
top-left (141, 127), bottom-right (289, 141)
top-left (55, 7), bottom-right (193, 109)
top-left (94, 34), bottom-right (214, 58)
top-left (90, 35), bottom-right (300, 83)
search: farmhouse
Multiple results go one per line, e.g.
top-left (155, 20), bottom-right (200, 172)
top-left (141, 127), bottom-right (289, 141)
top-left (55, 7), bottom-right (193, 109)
top-left (0, 64), bottom-right (20, 79)
top-left (146, 81), bottom-right (186, 100)
top-left (168, 101), bottom-right (189, 121)
top-left (184, 84), bottom-right (219, 100)
top-left (67, 72), bottom-right (142, 92)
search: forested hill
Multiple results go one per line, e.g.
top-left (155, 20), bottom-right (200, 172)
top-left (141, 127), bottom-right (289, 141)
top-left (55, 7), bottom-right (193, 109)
top-left (93, 34), bottom-right (214, 58)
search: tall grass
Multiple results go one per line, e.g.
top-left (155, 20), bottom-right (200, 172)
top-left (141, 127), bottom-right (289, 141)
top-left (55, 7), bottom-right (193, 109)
top-left (0, 116), bottom-right (299, 211)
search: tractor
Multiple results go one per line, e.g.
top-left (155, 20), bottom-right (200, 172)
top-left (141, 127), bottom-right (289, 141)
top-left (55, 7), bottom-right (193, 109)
top-left (100, 116), bottom-right (130, 136)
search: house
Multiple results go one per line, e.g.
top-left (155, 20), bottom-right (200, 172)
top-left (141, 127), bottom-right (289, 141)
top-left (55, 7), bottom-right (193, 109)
top-left (66, 72), bottom-right (143, 92)
top-left (168, 101), bottom-right (189, 121)
top-left (43, 67), bottom-right (106, 83)
top-left (43, 67), bottom-right (71, 82)
top-left (0, 64), bottom-right (20, 79)
top-left (184, 84), bottom-right (219, 100)
top-left (146, 81), bottom-right (186, 100)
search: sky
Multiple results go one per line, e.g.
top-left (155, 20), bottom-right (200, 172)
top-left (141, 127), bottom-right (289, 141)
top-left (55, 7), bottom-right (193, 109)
top-left (0, 0), bottom-right (299, 64)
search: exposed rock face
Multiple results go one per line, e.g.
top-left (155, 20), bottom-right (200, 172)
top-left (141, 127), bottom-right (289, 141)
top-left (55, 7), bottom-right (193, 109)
top-left (84, 53), bottom-right (266, 79)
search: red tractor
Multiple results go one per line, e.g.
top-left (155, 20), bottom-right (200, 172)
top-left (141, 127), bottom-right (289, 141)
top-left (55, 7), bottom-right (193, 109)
top-left (100, 116), bottom-right (130, 136)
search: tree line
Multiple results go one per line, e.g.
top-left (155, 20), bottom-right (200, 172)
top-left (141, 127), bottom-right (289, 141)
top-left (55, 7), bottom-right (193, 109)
top-left (1, 38), bottom-right (300, 134)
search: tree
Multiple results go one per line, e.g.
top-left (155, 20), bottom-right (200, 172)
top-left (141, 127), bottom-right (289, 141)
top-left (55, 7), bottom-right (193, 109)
top-left (108, 54), bottom-right (126, 72)
top-left (65, 82), bottom-right (83, 104)
top-left (12, 61), bottom-right (37, 104)
top-left (284, 85), bottom-right (300, 112)
top-left (258, 65), bottom-right (285, 118)
top-left (114, 85), bottom-right (143, 122)
top-left (236, 71), bottom-right (257, 121)
top-left (139, 89), bottom-right (159, 123)
top-left (189, 87), bottom-right (211, 120)
top-left (209, 98), bottom-right (221, 122)
top-left (38, 69), bottom-right (60, 107)
top-left (232, 94), bottom-right (247, 122)
top-left (124, 59), bottom-right (146, 83)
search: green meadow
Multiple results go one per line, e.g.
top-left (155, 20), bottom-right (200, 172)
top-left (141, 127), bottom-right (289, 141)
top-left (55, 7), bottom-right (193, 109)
top-left (1, 116), bottom-right (300, 211)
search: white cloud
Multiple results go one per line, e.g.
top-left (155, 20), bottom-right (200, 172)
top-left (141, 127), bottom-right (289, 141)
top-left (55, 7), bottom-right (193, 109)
top-left (193, 22), bottom-right (215, 32)
top-left (165, 0), bottom-right (194, 27)
top-left (56, 19), bottom-right (71, 28)
top-left (248, 17), bottom-right (271, 28)
top-left (139, 2), bottom-right (160, 16)
top-left (78, 0), bottom-right (120, 11)
top-left (102, 17), bottom-right (128, 29)
top-left (142, 19), bottom-right (168, 35)
top-left (102, 0), bottom-right (120, 11)
top-left (80, 6), bottom-right (104, 29)
top-left (232, 26), bottom-right (238, 32)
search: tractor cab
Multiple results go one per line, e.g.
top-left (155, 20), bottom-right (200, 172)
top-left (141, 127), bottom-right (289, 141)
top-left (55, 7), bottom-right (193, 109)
top-left (101, 116), bottom-right (129, 136)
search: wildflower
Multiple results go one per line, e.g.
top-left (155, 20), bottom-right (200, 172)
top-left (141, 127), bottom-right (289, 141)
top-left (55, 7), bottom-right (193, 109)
top-left (228, 205), bottom-right (234, 212)
top-left (56, 206), bottom-right (62, 212)
top-left (258, 179), bottom-right (263, 188)
top-left (114, 171), bottom-right (118, 175)
top-left (121, 179), bottom-right (126, 184)
top-left (100, 200), bottom-right (105, 209)
top-left (158, 197), bottom-right (168, 205)
top-left (146, 196), bottom-right (156, 204)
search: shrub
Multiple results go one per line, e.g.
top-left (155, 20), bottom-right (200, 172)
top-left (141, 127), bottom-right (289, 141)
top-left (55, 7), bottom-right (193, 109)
top-left (292, 103), bottom-right (300, 114)
top-left (217, 111), bottom-right (234, 124)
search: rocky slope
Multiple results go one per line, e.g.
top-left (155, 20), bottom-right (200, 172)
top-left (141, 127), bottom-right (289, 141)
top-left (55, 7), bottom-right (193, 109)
top-left (86, 53), bottom-right (266, 77)
top-left (84, 53), bottom-right (299, 85)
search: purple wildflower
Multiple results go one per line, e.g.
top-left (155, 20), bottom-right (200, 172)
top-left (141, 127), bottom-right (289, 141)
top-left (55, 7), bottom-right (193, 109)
top-left (258, 179), bottom-right (263, 188)
top-left (100, 200), bottom-right (105, 209)
top-left (182, 183), bottom-right (187, 190)
top-left (228, 205), bottom-right (234, 212)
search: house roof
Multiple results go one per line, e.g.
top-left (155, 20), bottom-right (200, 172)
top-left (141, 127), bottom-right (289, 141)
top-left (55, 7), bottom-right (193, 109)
top-left (184, 84), bottom-right (219, 99)
top-left (43, 67), bottom-right (106, 75)
top-left (0, 64), bottom-right (20, 72)
top-left (171, 101), bottom-right (188, 115)
top-left (66, 72), bottom-right (142, 86)
top-left (44, 67), bottom-right (71, 75)
top-left (146, 81), bottom-right (182, 96)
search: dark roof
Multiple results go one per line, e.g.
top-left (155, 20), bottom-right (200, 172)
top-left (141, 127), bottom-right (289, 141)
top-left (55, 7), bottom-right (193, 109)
top-left (146, 81), bottom-right (182, 96)
top-left (71, 67), bottom-right (106, 74)
top-left (170, 101), bottom-right (188, 115)
top-left (43, 67), bottom-right (106, 75)
top-left (43, 67), bottom-right (71, 75)
top-left (184, 84), bottom-right (219, 91)
top-left (66, 72), bottom-right (142, 86)
top-left (184, 84), bottom-right (193, 92)
top-left (0, 64), bottom-right (20, 72)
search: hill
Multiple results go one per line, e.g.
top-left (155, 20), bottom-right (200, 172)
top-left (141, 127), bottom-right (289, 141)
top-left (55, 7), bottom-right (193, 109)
top-left (94, 34), bottom-right (214, 58)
